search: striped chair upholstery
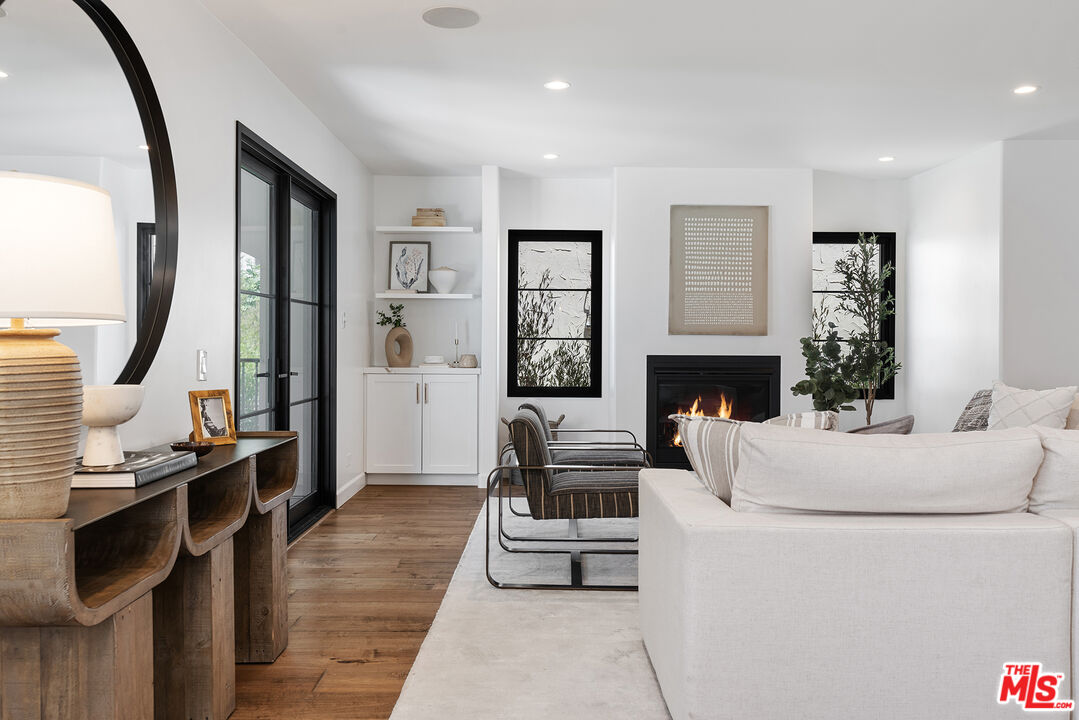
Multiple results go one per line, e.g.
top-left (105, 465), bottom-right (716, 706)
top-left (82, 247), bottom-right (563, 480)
top-left (518, 402), bottom-right (554, 441)
top-left (508, 409), bottom-right (639, 521)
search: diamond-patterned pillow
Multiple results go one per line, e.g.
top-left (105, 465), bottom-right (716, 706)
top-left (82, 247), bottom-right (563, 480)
top-left (988, 381), bottom-right (1078, 430)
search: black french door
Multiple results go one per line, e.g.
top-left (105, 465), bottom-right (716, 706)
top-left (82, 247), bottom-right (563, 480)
top-left (235, 123), bottom-right (336, 539)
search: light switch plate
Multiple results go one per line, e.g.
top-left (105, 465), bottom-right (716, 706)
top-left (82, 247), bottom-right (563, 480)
top-left (196, 349), bottom-right (207, 381)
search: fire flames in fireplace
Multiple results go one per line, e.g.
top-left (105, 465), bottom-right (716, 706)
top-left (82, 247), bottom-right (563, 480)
top-left (671, 394), bottom-right (733, 446)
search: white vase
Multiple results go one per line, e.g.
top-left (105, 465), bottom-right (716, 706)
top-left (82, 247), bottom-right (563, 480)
top-left (82, 385), bottom-right (145, 467)
top-left (428, 266), bottom-right (458, 294)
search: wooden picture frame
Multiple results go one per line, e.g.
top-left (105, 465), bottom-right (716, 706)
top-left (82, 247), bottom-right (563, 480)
top-left (387, 241), bottom-right (430, 293)
top-left (188, 389), bottom-right (237, 445)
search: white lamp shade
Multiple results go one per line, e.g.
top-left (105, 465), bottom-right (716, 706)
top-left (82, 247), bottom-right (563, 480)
top-left (0, 172), bottom-right (125, 327)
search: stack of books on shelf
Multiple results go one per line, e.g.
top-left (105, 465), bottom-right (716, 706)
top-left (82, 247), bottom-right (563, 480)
top-left (411, 207), bottom-right (446, 227)
top-left (72, 449), bottom-right (198, 489)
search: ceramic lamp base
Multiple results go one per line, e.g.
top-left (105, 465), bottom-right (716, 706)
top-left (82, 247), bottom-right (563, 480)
top-left (0, 324), bottom-right (81, 519)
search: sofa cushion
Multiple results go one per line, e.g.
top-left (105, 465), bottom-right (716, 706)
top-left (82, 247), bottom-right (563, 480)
top-left (671, 411), bottom-right (838, 504)
top-left (1030, 427), bottom-right (1079, 512)
top-left (953, 389), bottom-right (991, 432)
top-left (732, 424), bottom-right (1042, 514)
top-left (848, 414), bottom-right (915, 435)
top-left (762, 410), bottom-right (838, 429)
top-left (989, 380), bottom-right (1077, 430)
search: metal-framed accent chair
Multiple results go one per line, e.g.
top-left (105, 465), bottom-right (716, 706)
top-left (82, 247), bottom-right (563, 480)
top-left (486, 409), bottom-right (640, 591)
top-left (500, 402), bottom-right (652, 519)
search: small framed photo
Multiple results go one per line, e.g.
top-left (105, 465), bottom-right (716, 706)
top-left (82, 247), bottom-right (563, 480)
top-left (188, 389), bottom-right (237, 445)
top-left (388, 241), bottom-right (430, 292)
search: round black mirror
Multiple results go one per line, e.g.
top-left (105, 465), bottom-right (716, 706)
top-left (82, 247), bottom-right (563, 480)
top-left (0, 0), bottom-right (177, 384)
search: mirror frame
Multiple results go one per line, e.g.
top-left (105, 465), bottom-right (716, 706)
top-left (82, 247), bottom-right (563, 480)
top-left (70, 0), bottom-right (179, 384)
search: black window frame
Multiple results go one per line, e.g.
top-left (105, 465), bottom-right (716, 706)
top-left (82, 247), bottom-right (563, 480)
top-left (508, 229), bottom-right (603, 399)
top-left (811, 231), bottom-right (897, 401)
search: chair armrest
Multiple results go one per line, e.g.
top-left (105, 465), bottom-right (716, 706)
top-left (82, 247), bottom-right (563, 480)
top-left (551, 428), bottom-right (639, 444)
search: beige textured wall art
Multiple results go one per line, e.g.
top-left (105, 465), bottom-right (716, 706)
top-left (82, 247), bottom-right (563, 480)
top-left (668, 205), bottom-right (769, 335)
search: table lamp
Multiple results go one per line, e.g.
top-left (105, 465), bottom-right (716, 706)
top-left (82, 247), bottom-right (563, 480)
top-left (0, 172), bottom-right (125, 518)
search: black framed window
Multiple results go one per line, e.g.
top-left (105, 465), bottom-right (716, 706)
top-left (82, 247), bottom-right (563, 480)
top-left (236, 123), bottom-right (337, 541)
top-left (508, 229), bottom-right (602, 398)
top-left (135, 222), bottom-right (156, 333)
top-left (811, 231), bottom-right (897, 400)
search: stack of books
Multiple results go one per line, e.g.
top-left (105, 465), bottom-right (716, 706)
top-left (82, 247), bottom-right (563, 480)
top-left (72, 449), bottom-right (198, 489)
top-left (411, 207), bottom-right (446, 227)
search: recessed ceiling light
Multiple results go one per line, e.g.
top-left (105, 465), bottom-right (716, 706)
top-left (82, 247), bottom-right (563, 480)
top-left (1013, 84), bottom-right (1039, 95)
top-left (543, 80), bottom-right (570, 91)
top-left (0, 70), bottom-right (8, 79)
top-left (138, 144), bottom-right (150, 151)
top-left (422, 7), bottom-right (480, 29)
top-left (543, 153), bottom-right (559, 160)
top-left (878, 156), bottom-right (895, 163)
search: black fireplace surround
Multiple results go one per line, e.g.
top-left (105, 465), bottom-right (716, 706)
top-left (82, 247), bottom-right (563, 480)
top-left (646, 355), bottom-right (781, 469)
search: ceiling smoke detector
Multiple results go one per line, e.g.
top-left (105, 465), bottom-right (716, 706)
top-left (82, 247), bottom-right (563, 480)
top-left (422, 7), bottom-right (480, 29)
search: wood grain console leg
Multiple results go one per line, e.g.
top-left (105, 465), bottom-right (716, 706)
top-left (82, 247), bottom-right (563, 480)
top-left (0, 594), bottom-right (153, 720)
top-left (233, 504), bottom-right (288, 663)
top-left (153, 541), bottom-right (236, 720)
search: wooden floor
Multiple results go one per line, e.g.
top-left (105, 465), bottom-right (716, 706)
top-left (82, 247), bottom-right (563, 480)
top-left (231, 484), bottom-right (484, 720)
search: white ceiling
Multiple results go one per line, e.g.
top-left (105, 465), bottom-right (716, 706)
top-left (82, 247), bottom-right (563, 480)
top-left (0, 0), bottom-right (148, 168)
top-left (202, 0), bottom-right (1079, 178)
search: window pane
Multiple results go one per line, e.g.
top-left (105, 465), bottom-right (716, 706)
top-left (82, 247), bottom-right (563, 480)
top-left (813, 293), bottom-right (868, 339)
top-left (290, 198), bottom-right (318, 301)
top-left (517, 290), bottom-right (592, 339)
top-left (290, 302), bottom-right (318, 401)
top-left (238, 413), bottom-right (270, 432)
top-left (516, 339), bottom-right (591, 388)
top-left (813, 243), bottom-right (879, 291)
top-left (289, 402), bottom-right (317, 500)
top-left (239, 294), bottom-right (273, 414)
top-left (239, 169), bottom-right (274, 293)
top-left (518, 241), bottom-right (592, 289)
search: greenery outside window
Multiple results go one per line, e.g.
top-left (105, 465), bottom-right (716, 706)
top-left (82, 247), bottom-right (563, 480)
top-left (811, 231), bottom-right (897, 400)
top-left (508, 229), bottom-right (602, 398)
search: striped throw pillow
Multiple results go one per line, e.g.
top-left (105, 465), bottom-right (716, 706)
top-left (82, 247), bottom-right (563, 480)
top-left (670, 411), bottom-right (840, 504)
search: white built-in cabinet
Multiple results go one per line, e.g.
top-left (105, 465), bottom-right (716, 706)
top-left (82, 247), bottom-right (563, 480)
top-left (364, 369), bottom-right (479, 475)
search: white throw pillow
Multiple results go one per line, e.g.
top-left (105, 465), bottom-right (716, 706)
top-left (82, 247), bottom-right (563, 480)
top-left (732, 424), bottom-right (1042, 514)
top-left (671, 411), bottom-right (839, 504)
top-left (989, 381), bottom-right (1077, 430)
top-left (1030, 427), bottom-right (1079, 512)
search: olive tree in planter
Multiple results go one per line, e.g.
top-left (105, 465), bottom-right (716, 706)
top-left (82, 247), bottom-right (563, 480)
top-left (793, 233), bottom-right (901, 424)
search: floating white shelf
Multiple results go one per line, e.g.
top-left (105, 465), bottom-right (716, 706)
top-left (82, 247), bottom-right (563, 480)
top-left (375, 226), bottom-right (476, 234)
top-left (375, 292), bottom-right (477, 300)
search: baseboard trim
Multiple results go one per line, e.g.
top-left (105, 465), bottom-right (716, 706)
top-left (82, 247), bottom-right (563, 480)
top-left (336, 472), bottom-right (366, 507)
top-left (366, 473), bottom-right (479, 487)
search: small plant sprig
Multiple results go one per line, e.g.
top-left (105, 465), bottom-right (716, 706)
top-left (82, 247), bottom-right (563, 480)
top-left (376, 303), bottom-right (406, 328)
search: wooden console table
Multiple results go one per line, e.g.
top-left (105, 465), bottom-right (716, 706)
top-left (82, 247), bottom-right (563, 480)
top-left (0, 432), bottom-right (297, 720)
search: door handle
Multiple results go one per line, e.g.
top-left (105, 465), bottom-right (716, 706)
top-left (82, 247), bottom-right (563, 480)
top-left (416, 383), bottom-right (420, 404)
top-left (277, 372), bottom-right (299, 379)
top-left (424, 383), bottom-right (429, 404)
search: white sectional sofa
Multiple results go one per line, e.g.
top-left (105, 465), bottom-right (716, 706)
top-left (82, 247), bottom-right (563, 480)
top-left (639, 468), bottom-right (1075, 720)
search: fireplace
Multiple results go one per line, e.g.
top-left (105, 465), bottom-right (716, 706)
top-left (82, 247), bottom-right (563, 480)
top-left (646, 355), bottom-right (781, 469)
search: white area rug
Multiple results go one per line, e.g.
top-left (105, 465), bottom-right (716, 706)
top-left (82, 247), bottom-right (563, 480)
top-left (389, 501), bottom-right (672, 720)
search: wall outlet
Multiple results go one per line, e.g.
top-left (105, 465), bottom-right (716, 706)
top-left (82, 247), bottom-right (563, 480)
top-left (196, 349), bottom-right (208, 381)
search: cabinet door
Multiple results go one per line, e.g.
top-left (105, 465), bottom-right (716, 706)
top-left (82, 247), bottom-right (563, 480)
top-left (365, 374), bottom-right (423, 473)
top-left (421, 375), bottom-right (478, 474)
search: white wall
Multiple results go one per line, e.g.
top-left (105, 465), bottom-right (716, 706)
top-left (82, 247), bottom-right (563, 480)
top-left (611, 167), bottom-right (816, 441)
top-left (1000, 140), bottom-right (1079, 389)
top-left (812, 170), bottom-right (908, 429)
top-left (370, 176), bottom-right (482, 364)
top-left (906, 143), bottom-right (1002, 432)
top-left (499, 176), bottom-right (614, 433)
top-left (106, 0), bottom-right (372, 501)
